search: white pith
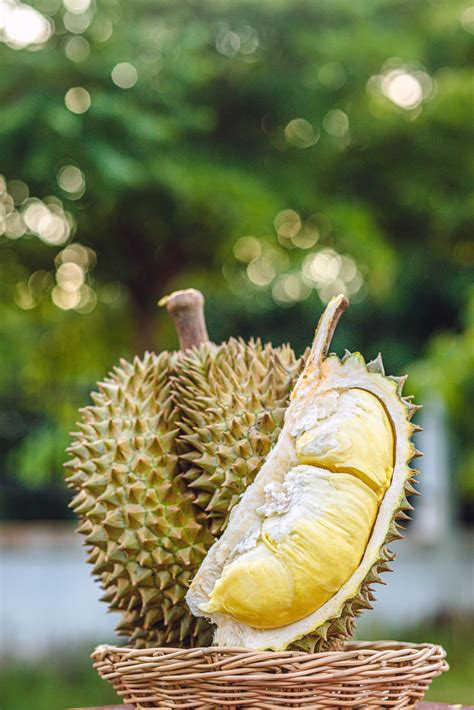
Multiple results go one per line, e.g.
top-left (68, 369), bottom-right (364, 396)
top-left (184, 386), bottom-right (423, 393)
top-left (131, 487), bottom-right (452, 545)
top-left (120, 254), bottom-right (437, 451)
top-left (186, 296), bottom-right (413, 650)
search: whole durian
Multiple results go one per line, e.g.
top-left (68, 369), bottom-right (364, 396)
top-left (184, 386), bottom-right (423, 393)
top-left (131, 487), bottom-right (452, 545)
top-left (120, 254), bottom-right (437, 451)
top-left (65, 348), bottom-right (214, 647)
top-left (187, 294), bottom-right (421, 652)
top-left (65, 289), bottom-right (304, 647)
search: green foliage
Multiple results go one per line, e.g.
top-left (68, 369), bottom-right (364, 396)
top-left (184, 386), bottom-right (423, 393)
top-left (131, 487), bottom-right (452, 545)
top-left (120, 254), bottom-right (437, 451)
top-left (0, 650), bottom-right (118, 710)
top-left (0, 0), bottom-right (472, 515)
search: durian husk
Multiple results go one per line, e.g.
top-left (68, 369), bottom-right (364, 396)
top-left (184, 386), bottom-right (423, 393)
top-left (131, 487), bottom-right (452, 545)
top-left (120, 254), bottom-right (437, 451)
top-left (65, 299), bottom-right (305, 647)
top-left (175, 338), bottom-right (305, 537)
top-left (65, 350), bottom-right (214, 647)
top-left (187, 295), bottom-right (422, 652)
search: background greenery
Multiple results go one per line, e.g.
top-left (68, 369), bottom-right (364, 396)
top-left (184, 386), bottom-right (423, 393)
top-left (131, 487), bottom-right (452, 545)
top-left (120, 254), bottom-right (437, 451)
top-left (0, 0), bottom-right (473, 520)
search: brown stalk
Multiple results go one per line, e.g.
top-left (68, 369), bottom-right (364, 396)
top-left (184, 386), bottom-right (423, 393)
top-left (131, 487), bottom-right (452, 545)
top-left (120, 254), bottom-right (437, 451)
top-left (159, 289), bottom-right (210, 351)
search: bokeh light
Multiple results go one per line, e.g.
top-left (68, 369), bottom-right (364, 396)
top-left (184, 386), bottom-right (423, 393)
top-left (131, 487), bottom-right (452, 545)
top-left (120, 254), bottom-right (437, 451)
top-left (274, 209), bottom-right (302, 240)
top-left (272, 272), bottom-right (311, 305)
top-left (111, 62), bottom-right (138, 88)
top-left (367, 63), bottom-right (433, 111)
top-left (384, 71), bottom-right (423, 109)
top-left (13, 271), bottom-right (54, 310)
top-left (22, 197), bottom-right (73, 245)
top-left (215, 22), bottom-right (259, 57)
top-left (216, 28), bottom-right (240, 56)
top-left (14, 281), bottom-right (36, 309)
top-left (284, 119), bottom-right (319, 148)
top-left (246, 246), bottom-right (289, 287)
top-left (57, 164), bottom-right (85, 198)
top-left (323, 109), bottom-right (349, 137)
top-left (55, 243), bottom-right (96, 271)
top-left (63, 9), bottom-right (91, 34)
top-left (291, 215), bottom-right (320, 249)
top-left (233, 235), bottom-right (261, 262)
top-left (7, 179), bottom-right (29, 205)
top-left (64, 35), bottom-right (89, 62)
top-left (56, 262), bottom-right (85, 292)
top-left (4, 210), bottom-right (26, 238)
top-left (49, 243), bottom-right (98, 312)
top-left (1, 176), bottom-right (25, 238)
top-left (0, 0), bottom-right (52, 49)
top-left (63, 0), bottom-right (91, 13)
top-left (233, 208), bottom-right (364, 306)
top-left (51, 285), bottom-right (81, 309)
top-left (90, 15), bottom-right (112, 41)
top-left (75, 284), bottom-right (97, 313)
top-left (65, 86), bottom-right (91, 113)
top-left (302, 249), bottom-right (364, 302)
top-left (0, 176), bottom-right (78, 246)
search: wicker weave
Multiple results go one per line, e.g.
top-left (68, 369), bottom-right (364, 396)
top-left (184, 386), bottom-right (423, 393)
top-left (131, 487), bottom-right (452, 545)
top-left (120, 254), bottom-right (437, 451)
top-left (92, 640), bottom-right (448, 709)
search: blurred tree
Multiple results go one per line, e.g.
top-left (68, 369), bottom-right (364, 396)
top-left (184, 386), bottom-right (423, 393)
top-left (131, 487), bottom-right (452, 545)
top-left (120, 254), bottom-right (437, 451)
top-left (0, 0), bottom-right (472, 517)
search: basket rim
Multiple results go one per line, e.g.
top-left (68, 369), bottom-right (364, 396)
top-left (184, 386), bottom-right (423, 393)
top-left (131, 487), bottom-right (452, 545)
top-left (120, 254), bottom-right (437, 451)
top-left (92, 639), bottom-right (447, 663)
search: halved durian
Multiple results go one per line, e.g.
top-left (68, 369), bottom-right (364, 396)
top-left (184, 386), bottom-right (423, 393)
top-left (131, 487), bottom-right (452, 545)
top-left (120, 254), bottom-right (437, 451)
top-left (186, 295), bottom-right (420, 651)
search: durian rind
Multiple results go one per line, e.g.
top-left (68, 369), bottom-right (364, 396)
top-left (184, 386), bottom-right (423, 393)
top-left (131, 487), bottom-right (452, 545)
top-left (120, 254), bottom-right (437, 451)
top-left (175, 338), bottom-right (305, 536)
top-left (65, 350), bottom-right (214, 648)
top-left (187, 296), bottom-right (420, 651)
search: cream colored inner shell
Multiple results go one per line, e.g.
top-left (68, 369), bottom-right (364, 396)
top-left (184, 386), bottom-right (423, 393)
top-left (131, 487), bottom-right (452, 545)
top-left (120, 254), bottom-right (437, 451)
top-left (203, 388), bottom-right (394, 629)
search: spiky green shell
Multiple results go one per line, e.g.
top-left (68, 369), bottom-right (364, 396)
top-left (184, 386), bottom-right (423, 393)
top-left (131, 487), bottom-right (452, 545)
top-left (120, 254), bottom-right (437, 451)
top-left (176, 338), bottom-right (305, 537)
top-left (66, 341), bottom-right (304, 648)
top-left (65, 351), bottom-right (214, 648)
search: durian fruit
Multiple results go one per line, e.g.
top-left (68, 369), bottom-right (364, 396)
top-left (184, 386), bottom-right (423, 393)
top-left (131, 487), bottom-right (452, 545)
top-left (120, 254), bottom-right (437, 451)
top-left (187, 294), bottom-right (421, 652)
top-left (175, 338), bottom-right (304, 537)
top-left (65, 349), bottom-right (215, 647)
top-left (65, 289), bottom-right (304, 647)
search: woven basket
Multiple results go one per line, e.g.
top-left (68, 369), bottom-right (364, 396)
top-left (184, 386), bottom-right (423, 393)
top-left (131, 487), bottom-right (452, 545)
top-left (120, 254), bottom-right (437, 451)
top-left (92, 640), bottom-right (448, 709)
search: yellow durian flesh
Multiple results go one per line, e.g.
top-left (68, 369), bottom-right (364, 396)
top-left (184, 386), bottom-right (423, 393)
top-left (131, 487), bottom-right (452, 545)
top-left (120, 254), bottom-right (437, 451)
top-left (296, 388), bottom-right (393, 497)
top-left (203, 386), bottom-right (394, 629)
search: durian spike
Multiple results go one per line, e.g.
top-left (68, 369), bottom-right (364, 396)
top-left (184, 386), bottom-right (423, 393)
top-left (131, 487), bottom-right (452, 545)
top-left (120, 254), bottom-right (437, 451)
top-left (159, 288), bottom-right (210, 350)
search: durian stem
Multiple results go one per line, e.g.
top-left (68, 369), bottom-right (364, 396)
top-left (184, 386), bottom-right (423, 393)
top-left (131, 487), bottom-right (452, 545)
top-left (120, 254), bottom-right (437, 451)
top-left (309, 294), bottom-right (349, 364)
top-left (159, 289), bottom-right (210, 351)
